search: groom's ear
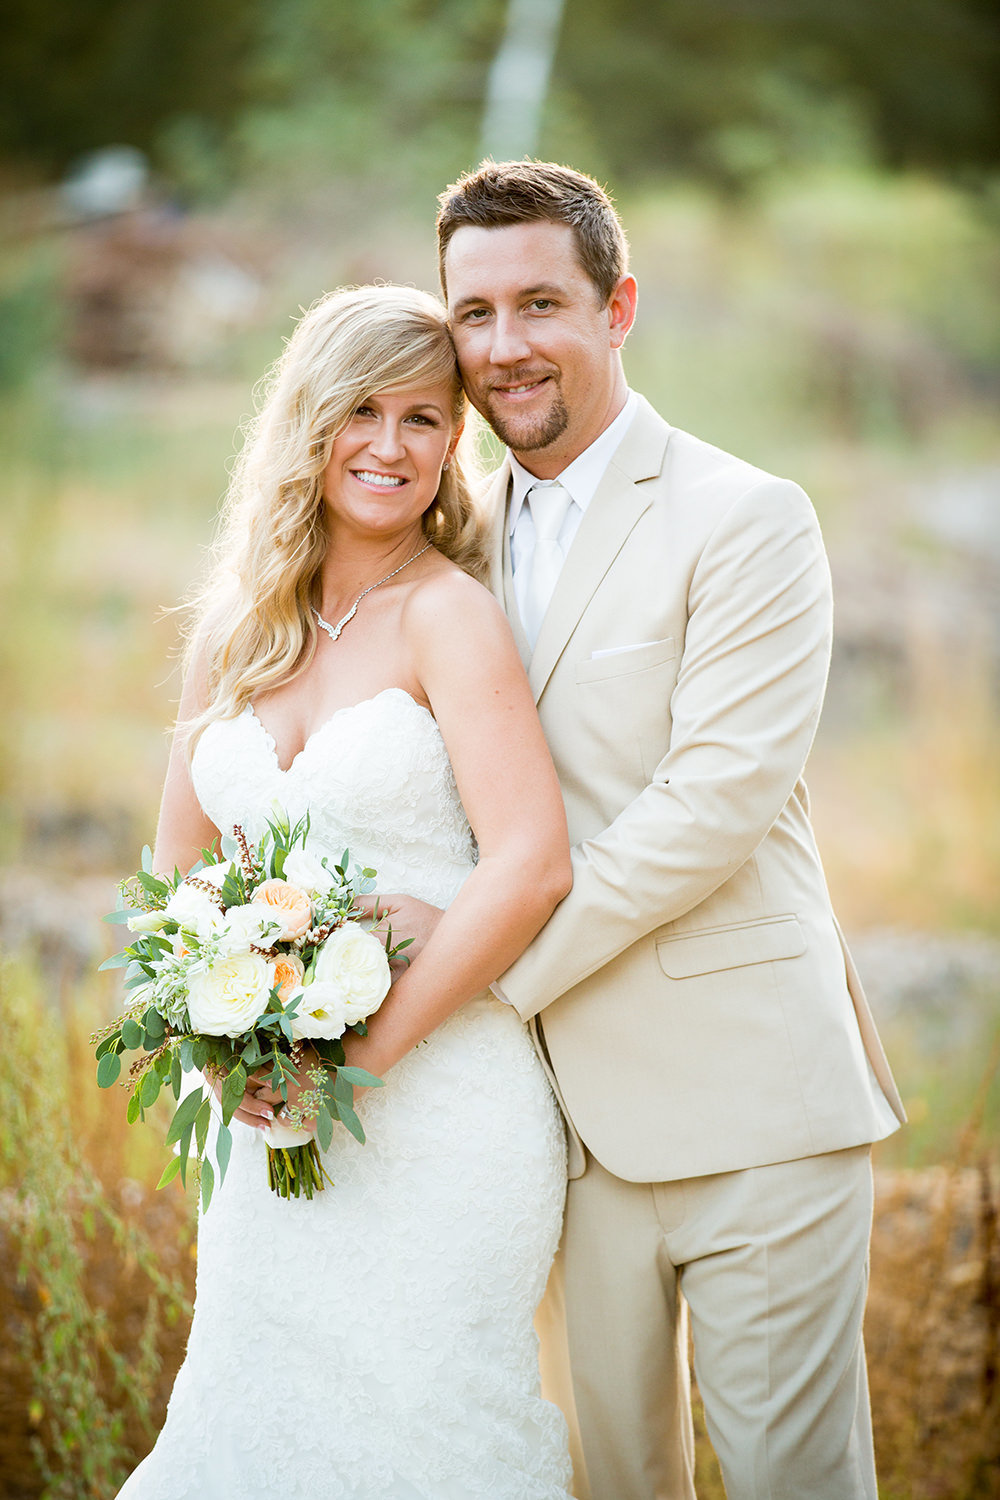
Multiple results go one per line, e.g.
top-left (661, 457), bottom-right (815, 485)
top-left (608, 275), bottom-right (638, 349)
top-left (448, 421), bottom-right (465, 461)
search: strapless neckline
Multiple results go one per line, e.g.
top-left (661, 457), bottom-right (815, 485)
top-left (245, 688), bottom-right (435, 775)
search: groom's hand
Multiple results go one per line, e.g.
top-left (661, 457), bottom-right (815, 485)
top-left (353, 892), bottom-right (444, 975)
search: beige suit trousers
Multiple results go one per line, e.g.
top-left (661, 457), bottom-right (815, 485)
top-left (538, 1146), bottom-right (878, 1500)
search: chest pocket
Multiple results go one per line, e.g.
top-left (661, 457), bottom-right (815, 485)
top-left (571, 637), bottom-right (678, 786)
top-left (575, 636), bottom-right (676, 684)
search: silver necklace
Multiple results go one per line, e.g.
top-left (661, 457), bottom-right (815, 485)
top-left (312, 542), bottom-right (432, 643)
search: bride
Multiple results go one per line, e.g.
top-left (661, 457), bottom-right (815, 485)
top-left (117, 285), bottom-right (574, 1499)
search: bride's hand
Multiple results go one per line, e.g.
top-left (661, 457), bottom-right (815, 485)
top-left (246, 1047), bottom-right (323, 1132)
top-left (353, 892), bottom-right (443, 974)
top-left (208, 1065), bottom-right (280, 1132)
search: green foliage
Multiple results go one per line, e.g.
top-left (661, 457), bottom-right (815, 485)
top-left (557, 0), bottom-right (1000, 187)
top-left (1, 0), bottom-right (997, 190)
top-left (0, 957), bottom-right (193, 1497)
top-left (0, 0), bottom-right (258, 172)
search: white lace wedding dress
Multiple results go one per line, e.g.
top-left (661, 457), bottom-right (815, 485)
top-left (118, 688), bottom-right (571, 1500)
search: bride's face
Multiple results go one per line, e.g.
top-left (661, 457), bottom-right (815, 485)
top-left (322, 381), bottom-right (457, 541)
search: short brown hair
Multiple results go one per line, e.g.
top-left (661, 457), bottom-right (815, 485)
top-left (436, 159), bottom-right (629, 305)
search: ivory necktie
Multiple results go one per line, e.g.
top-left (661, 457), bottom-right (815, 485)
top-left (522, 482), bottom-right (572, 648)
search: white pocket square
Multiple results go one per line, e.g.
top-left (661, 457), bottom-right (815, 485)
top-left (590, 641), bottom-right (660, 660)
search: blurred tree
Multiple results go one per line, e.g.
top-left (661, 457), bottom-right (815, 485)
top-left (0, 0), bottom-right (996, 188)
top-left (556, 0), bottom-right (1000, 185)
top-left (0, 0), bottom-right (258, 171)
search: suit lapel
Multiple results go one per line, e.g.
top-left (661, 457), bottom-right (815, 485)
top-left (482, 396), bottom-right (674, 702)
top-left (528, 398), bottom-right (672, 701)
top-left (483, 461), bottom-right (532, 672)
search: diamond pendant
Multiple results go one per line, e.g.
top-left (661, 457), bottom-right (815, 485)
top-left (318, 602), bottom-right (358, 642)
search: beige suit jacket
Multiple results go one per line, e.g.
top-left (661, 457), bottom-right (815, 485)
top-left (491, 395), bottom-right (904, 1182)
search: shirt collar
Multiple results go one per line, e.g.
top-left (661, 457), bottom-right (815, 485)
top-left (507, 390), bottom-right (639, 535)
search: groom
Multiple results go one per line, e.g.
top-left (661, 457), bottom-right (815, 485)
top-left (432, 160), bottom-right (904, 1500)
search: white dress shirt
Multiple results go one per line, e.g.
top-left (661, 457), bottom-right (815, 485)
top-left (508, 391), bottom-right (639, 627)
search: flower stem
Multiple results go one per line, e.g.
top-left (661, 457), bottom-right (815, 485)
top-left (265, 1140), bottom-right (333, 1198)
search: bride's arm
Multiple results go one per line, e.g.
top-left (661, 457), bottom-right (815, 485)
top-left (343, 569), bottom-right (572, 1081)
top-left (151, 644), bottom-right (223, 878)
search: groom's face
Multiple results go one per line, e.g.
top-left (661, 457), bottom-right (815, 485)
top-left (445, 220), bottom-right (631, 477)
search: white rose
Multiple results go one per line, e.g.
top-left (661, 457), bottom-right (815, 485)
top-left (289, 980), bottom-right (348, 1041)
top-left (312, 922), bottom-right (391, 1024)
top-left (164, 882), bottom-right (226, 938)
top-left (218, 902), bottom-right (283, 955)
top-left (186, 952), bottom-right (272, 1037)
top-left (194, 859), bottom-right (233, 888)
top-left (126, 909), bottom-right (169, 933)
top-left (281, 848), bottom-right (338, 897)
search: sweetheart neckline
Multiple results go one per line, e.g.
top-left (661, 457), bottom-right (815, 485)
top-left (244, 687), bottom-right (437, 775)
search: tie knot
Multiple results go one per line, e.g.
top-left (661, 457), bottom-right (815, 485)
top-left (527, 482), bottom-right (571, 544)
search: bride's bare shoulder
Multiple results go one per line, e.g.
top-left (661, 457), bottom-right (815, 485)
top-left (405, 556), bottom-right (503, 630)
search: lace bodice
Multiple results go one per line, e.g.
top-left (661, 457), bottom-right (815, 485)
top-left (191, 689), bottom-right (477, 908)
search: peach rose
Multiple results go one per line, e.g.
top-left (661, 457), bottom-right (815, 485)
top-left (253, 879), bottom-right (313, 941)
top-left (270, 952), bottom-right (305, 1002)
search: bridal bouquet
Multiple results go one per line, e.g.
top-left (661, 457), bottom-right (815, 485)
top-left (94, 811), bottom-right (404, 1206)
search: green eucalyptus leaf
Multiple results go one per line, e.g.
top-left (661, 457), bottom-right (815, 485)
top-left (170, 1052), bottom-right (182, 1098)
top-left (337, 1102), bottom-right (366, 1145)
top-left (200, 1155), bottom-right (215, 1213)
top-left (126, 1090), bottom-right (142, 1125)
top-left (121, 1017), bottom-right (144, 1050)
top-left (97, 1052), bottom-right (122, 1088)
top-left (165, 1088), bottom-right (205, 1146)
top-left (143, 1008), bottom-right (166, 1042)
top-left (135, 869), bottom-right (169, 897)
top-left (215, 1123), bottom-right (232, 1187)
top-left (191, 1038), bottom-right (209, 1072)
top-left (103, 909), bottom-right (133, 925)
top-left (194, 1097), bottom-right (212, 1156)
top-left (316, 1107), bottom-right (334, 1154)
top-left (156, 1156), bottom-right (182, 1190)
top-left (139, 1069), bottom-right (161, 1108)
top-left (220, 1066), bottom-right (247, 1126)
top-left (98, 951), bottom-right (131, 972)
top-left (177, 1123), bottom-right (194, 1186)
top-left (141, 845), bottom-right (155, 874)
top-left (336, 1066), bottom-right (383, 1089)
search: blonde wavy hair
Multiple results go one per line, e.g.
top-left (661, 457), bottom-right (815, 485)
top-left (184, 284), bottom-right (485, 740)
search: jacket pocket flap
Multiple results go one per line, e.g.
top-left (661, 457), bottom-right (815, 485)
top-left (656, 916), bottom-right (805, 979)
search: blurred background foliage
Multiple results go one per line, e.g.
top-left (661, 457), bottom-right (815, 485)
top-left (1, 0), bottom-right (998, 191)
top-left (1, 2), bottom-right (999, 1495)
